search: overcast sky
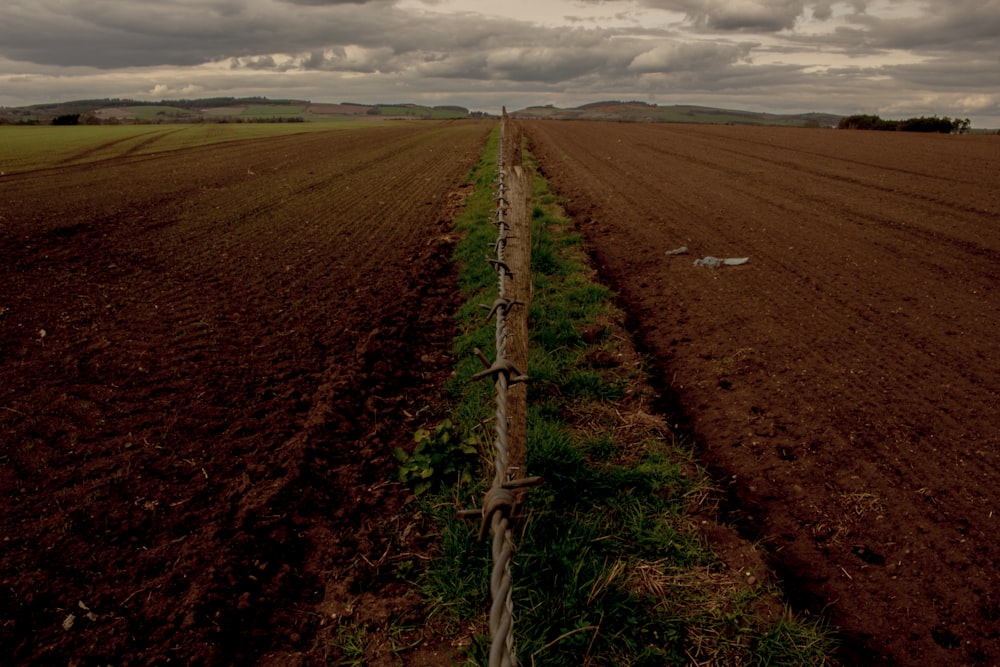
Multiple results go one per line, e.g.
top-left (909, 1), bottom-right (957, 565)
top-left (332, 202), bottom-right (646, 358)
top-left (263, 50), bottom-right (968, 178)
top-left (2, 0), bottom-right (999, 126)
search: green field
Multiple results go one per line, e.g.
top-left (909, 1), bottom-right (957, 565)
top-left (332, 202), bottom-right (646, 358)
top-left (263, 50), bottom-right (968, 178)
top-left (197, 104), bottom-right (310, 118)
top-left (0, 122), bottom-right (377, 173)
top-left (123, 105), bottom-right (200, 120)
top-left (370, 105), bottom-right (467, 119)
top-left (240, 104), bottom-right (309, 117)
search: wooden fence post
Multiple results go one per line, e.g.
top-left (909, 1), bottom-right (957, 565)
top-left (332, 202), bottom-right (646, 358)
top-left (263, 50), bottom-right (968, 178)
top-left (501, 114), bottom-right (531, 479)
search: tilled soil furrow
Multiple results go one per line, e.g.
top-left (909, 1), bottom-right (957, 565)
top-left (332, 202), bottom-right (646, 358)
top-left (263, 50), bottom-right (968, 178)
top-left (523, 119), bottom-right (1000, 666)
top-left (0, 120), bottom-right (490, 665)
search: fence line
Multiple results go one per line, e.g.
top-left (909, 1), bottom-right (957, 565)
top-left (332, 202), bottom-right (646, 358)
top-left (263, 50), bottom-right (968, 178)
top-left (462, 113), bottom-right (540, 667)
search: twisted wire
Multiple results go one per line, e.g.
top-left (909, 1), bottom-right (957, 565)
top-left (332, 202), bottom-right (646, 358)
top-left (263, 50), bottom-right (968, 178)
top-left (486, 129), bottom-right (518, 667)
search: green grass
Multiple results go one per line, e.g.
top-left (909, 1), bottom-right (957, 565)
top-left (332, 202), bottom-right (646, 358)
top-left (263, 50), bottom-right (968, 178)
top-left (330, 615), bottom-right (428, 667)
top-left (399, 126), bottom-right (838, 666)
top-left (0, 122), bottom-right (371, 173)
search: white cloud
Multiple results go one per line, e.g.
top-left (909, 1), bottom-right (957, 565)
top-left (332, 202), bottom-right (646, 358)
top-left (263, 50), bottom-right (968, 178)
top-left (628, 40), bottom-right (751, 72)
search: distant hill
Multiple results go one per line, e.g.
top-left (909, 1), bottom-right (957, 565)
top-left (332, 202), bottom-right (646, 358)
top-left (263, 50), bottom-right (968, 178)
top-left (1, 97), bottom-right (841, 127)
top-left (0, 97), bottom-right (490, 124)
top-left (510, 101), bottom-right (842, 128)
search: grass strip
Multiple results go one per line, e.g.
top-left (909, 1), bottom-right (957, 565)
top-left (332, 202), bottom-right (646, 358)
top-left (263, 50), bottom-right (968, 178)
top-left (400, 126), bottom-right (838, 666)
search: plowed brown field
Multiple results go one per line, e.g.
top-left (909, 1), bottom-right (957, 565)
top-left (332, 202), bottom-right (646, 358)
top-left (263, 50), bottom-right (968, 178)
top-left (1, 121), bottom-right (489, 665)
top-left (522, 120), bottom-right (1000, 665)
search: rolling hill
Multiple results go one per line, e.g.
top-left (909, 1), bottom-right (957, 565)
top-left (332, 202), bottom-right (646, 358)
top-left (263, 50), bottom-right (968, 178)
top-left (510, 100), bottom-right (842, 127)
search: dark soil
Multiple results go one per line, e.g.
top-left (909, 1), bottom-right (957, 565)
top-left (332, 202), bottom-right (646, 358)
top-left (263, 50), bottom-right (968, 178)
top-left (522, 120), bottom-right (1000, 666)
top-left (0, 121), bottom-right (489, 665)
top-left (9, 116), bottom-right (1000, 666)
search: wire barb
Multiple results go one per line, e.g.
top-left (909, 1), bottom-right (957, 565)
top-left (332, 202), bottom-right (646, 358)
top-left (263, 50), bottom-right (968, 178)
top-left (482, 297), bottom-right (522, 322)
top-left (488, 258), bottom-right (514, 278)
top-left (470, 358), bottom-right (528, 384)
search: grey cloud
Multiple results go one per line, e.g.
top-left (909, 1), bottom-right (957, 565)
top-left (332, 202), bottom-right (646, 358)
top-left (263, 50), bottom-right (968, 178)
top-left (868, 0), bottom-right (1000, 53)
top-left (413, 53), bottom-right (490, 80)
top-left (223, 22), bottom-right (748, 86)
top-left (636, 0), bottom-right (875, 31)
top-left (484, 44), bottom-right (633, 83)
top-left (223, 12), bottom-right (676, 85)
top-left (1, 0), bottom-right (278, 67)
top-left (637, 61), bottom-right (813, 94)
top-left (234, 55), bottom-right (278, 70)
top-left (888, 57), bottom-right (1000, 90)
top-left (0, 0), bottom-right (422, 68)
top-left (700, 0), bottom-right (804, 31)
top-left (810, 2), bottom-right (832, 20)
top-left (636, 0), bottom-right (806, 32)
top-left (782, 0), bottom-right (1000, 59)
top-left (278, 0), bottom-right (376, 4)
top-left (297, 46), bottom-right (398, 73)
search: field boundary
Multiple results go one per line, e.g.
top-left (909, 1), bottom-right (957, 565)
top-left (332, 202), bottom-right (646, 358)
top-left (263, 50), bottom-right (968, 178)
top-left (460, 112), bottom-right (538, 667)
top-left (419, 115), bottom-right (838, 666)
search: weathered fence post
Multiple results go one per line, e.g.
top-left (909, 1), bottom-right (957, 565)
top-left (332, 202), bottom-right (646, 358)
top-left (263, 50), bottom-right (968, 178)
top-left (468, 111), bottom-right (538, 667)
top-left (500, 114), bottom-right (531, 481)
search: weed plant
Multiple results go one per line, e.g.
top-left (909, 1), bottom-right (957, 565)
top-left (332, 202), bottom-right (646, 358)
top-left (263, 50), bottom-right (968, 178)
top-left (404, 128), bottom-right (837, 666)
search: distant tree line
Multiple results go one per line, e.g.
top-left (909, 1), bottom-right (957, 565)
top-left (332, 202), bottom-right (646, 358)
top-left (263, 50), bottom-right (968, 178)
top-left (42, 96), bottom-right (307, 110)
top-left (219, 116), bottom-right (305, 123)
top-left (838, 114), bottom-right (972, 134)
top-left (158, 96), bottom-right (308, 109)
top-left (51, 114), bottom-right (82, 125)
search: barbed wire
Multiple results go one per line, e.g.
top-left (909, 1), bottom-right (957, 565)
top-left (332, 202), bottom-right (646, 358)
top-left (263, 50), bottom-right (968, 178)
top-left (461, 120), bottom-right (540, 667)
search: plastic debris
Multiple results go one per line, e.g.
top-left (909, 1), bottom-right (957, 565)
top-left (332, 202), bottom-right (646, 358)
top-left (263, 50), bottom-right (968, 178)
top-left (694, 256), bottom-right (750, 268)
top-left (665, 246), bottom-right (689, 256)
